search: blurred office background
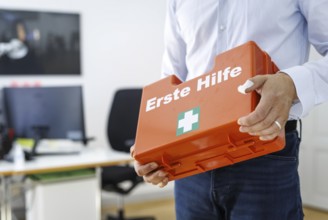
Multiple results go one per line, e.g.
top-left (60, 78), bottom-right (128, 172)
top-left (0, 0), bottom-right (327, 220)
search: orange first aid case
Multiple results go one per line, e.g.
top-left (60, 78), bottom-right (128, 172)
top-left (133, 41), bottom-right (285, 181)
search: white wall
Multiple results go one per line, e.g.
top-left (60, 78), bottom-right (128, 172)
top-left (0, 0), bottom-right (166, 149)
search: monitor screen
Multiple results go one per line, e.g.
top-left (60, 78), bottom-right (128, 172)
top-left (3, 86), bottom-right (85, 140)
top-left (0, 9), bottom-right (81, 75)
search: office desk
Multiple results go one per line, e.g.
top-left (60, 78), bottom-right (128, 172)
top-left (0, 147), bottom-right (132, 220)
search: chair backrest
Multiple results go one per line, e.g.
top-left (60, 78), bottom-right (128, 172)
top-left (107, 89), bottom-right (142, 153)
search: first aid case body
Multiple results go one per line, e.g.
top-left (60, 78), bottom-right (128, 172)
top-left (133, 41), bottom-right (285, 181)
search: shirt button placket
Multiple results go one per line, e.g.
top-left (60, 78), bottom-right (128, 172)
top-left (218, 0), bottom-right (228, 54)
top-left (219, 25), bottom-right (226, 32)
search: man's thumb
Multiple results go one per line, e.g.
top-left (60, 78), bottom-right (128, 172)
top-left (130, 145), bottom-right (135, 158)
top-left (237, 75), bottom-right (267, 95)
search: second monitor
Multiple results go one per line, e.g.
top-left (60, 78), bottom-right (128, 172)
top-left (3, 85), bottom-right (89, 156)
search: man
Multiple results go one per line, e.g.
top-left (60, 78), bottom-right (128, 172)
top-left (132, 0), bottom-right (328, 219)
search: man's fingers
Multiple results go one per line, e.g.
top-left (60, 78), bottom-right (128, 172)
top-left (158, 177), bottom-right (169, 188)
top-left (247, 117), bottom-right (285, 138)
top-left (238, 76), bottom-right (274, 127)
top-left (143, 170), bottom-right (168, 185)
top-left (134, 161), bottom-right (158, 176)
top-left (133, 160), bottom-right (169, 186)
top-left (238, 80), bottom-right (254, 94)
top-left (132, 148), bottom-right (169, 186)
top-left (239, 109), bottom-right (275, 133)
top-left (238, 75), bottom-right (267, 94)
top-left (238, 93), bottom-right (273, 127)
top-left (130, 145), bottom-right (135, 158)
top-left (259, 131), bottom-right (283, 141)
top-left (239, 101), bottom-right (287, 133)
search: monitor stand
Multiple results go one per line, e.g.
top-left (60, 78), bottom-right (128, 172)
top-left (30, 125), bottom-right (49, 157)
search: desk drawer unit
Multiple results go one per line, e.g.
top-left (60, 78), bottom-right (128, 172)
top-left (25, 169), bottom-right (98, 220)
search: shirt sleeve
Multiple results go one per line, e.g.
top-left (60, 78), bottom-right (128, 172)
top-left (160, 0), bottom-right (188, 81)
top-left (281, 0), bottom-right (328, 119)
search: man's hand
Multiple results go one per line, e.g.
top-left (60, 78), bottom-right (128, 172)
top-left (237, 72), bottom-right (297, 140)
top-left (130, 146), bottom-right (169, 188)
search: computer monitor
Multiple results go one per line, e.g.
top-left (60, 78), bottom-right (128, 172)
top-left (3, 86), bottom-right (87, 148)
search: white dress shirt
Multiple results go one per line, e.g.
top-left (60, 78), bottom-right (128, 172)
top-left (161, 0), bottom-right (328, 119)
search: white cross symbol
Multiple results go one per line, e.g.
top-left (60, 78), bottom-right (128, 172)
top-left (178, 110), bottom-right (199, 133)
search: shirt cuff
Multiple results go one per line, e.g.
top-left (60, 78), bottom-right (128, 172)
top-left (288, 101), bottom-right (302, 120)
top-left (281, 65), bottom-right (315, 119)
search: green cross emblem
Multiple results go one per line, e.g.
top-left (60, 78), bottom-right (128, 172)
top-left (176, 107), bottom-right (200, 136)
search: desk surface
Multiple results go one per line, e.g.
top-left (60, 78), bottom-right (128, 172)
top-left (0, 147), bottom-right (132, 176)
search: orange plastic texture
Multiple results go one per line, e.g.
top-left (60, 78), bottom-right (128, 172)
top-left (133, 41), bottom-right (285, 181)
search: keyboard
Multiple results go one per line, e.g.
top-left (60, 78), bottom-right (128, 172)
top-left (36, 139), bottom-right (84, 154)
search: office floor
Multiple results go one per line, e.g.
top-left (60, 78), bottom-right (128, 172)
top-left (102, 199), bottom-right (328, 220)
top-left (5, 198), bottom-right (328, 219)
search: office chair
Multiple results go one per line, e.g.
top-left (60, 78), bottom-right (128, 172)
top-left (102, 89), bottom-right (155, 220)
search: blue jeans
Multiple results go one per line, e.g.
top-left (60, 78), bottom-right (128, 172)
top-left (175, 131), bottom-right (304, 220)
